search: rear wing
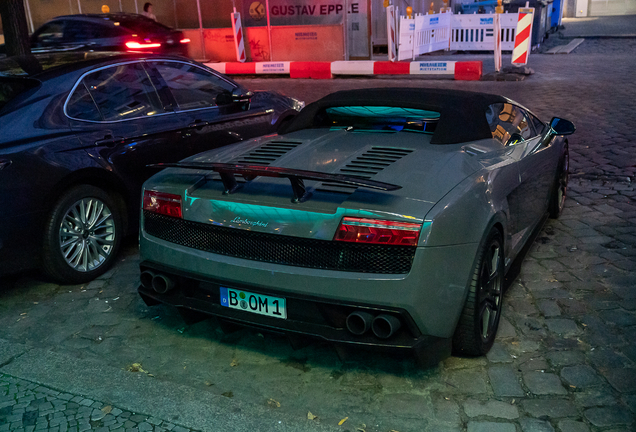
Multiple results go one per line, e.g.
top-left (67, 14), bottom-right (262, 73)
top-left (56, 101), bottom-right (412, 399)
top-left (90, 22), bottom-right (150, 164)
top-left (149, 162), bottom-right (401, 203)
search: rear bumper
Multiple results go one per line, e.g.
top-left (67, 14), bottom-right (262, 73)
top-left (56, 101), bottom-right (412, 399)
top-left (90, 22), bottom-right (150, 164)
top-left (140, 227), bottom-right (480, 340)
top-left (139, 260), bottom-right (450, 350)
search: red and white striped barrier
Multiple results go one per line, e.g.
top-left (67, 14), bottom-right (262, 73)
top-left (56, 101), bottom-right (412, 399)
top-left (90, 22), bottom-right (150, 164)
top-left (231, 10), bottom-right (246, 63)
top-left (512, 7), bottom-right (534, 65)
top-left (205, 60), bottom-right (482, 80)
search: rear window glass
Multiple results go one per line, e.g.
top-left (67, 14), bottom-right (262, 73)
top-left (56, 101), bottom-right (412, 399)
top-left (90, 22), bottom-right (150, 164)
top-left (324, 106), bottom-right (439, 133)
top-left (112, 16), bottom-right (172, 34)
top-left (0, 78), bottom-right (40, 111)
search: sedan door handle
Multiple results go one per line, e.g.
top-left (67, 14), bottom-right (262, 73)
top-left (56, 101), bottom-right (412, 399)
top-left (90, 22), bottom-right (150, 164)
top-left (188, 120), bottom-right (208, 130)
top-left (94, 135), bottom-right (124, 147)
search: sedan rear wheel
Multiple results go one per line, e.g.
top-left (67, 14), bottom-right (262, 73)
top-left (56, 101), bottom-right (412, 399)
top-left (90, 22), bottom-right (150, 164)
top-left (452, 228), bottom-right (504, 356)
top-left (43, 185), bottom-right (123, 284)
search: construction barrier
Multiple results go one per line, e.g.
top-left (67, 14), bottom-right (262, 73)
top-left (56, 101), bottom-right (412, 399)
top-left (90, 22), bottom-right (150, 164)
top-left (205, 60), bottom-right (482, 80)
top-left (494, 13), bottom-right (502, 72)
top-left (386, 5), bottom-right (398, 62)
top-left (230, 11), bottom-right (246, 63)
top-left (450, 12), bottom-right (517, 51)
top-left (399, 12), bottom-right (452, 61)
top-left (512, 7), bottom-right (534, 65)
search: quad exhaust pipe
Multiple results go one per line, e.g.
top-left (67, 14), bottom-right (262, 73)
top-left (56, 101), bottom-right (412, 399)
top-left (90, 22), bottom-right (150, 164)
top-left (140, 270), bottom-right (176, 294)
top-left (345, 311), bottom-right (402, 339)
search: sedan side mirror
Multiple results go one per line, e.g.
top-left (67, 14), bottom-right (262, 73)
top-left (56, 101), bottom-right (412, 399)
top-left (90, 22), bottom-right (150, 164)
top-left (232, 87), bottom-right (253, 103)
top-left (550, 117), bottom-right (576, 136)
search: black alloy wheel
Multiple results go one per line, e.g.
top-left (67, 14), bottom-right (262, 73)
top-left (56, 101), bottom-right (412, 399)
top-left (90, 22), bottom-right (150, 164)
top-left (452, 228), bottom-right (504, 356)
top-left (42, 185), bottom-right (123, 284)
top-left (549, 143), bottom-right (569, 219)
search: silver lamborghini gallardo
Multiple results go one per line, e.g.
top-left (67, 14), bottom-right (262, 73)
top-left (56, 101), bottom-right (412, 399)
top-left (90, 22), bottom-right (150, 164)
top-left (137, 88), bottom-right (575, 361)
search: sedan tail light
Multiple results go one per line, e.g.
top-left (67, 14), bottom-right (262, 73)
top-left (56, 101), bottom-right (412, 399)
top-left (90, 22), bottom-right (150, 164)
top-left (143, 190), bottom-right (182, 218)
top-left (334, 217), bottom-right (422, 246)
top-left (126, 41), bottom-right (162, 50)
top-left (180, 38), bottom-right (191, 44)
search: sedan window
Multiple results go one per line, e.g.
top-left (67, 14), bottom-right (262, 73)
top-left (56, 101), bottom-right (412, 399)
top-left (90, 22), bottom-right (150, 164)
top-left (486, 103), bottom-right (535, 146)
top-left (152, 61), bottom-right (235, 111)
top-left (78, 63), bottom-right (167, 121)
top-left (33, 22), bottom-right (65, 44)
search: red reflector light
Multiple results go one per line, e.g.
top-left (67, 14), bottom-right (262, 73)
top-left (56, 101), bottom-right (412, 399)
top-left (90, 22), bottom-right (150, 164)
top-left (334, 217), bottom-right (421, 246)
top-left (143, 190), bottom-right (182, 218)
top-left (125, 41), bottom-right (162, 49)
top-left (180, 38), bottom-right (191, 44)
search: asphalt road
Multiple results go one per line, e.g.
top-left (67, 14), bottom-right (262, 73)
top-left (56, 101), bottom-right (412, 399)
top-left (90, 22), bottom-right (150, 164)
top-left (1, 38), bottom-right (636, 432)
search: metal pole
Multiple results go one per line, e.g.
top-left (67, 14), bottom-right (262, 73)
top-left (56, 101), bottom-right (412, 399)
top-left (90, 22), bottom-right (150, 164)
top-left (135, 0), bottom-right (139, 14)
top-left (265, 0), bottom-right (273, 60)
top-left (77, 0), bottom-right (82, 14)
top-left (343, 0), bottom-right (348, 60)
top-left (24, 0), bottom-right (34, 33)
top-left (196, 0), bottom-right (205, 59)
top-left (119, 0), bottom-right (123, 12)
top-left (69, 0), bottom-right (73, 13)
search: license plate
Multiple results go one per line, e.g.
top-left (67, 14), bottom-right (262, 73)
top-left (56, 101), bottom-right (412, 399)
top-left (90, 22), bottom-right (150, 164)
top-left (220, 287), bottom-right (286, 319)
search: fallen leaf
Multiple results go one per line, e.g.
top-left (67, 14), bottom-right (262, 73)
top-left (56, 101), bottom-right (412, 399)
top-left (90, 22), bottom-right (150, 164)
top-left (570, 385), bottom-right (576, 388)
top-left (338, 417), bottom-right (348, 426)
top-left (222, 391), bottom-right (234, 398)
top-left (267, 398), bottom-right (281, 408)
top-left (307, 412), bottom-right (317, 420)
top-left (127, 363), bottom-right (146, 373)
top-left (230, 359), bottom-right (239, 367)
top-left (101, 406), bottom-right (112, 414)
top-left (204, 381), bottom-right (214, 386)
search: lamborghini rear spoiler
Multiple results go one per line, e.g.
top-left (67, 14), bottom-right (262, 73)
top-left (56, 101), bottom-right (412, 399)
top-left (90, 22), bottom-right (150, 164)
top-left (149, 162), bottom-right (401, 203)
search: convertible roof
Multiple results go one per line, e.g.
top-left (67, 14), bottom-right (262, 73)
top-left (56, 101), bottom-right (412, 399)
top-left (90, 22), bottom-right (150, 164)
top-left (280, 87), bottom-right (510, 145)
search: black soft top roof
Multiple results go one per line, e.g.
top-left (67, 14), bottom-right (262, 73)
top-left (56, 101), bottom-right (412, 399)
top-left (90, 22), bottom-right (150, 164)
top-left (280, 87), bottom-right (510, 144)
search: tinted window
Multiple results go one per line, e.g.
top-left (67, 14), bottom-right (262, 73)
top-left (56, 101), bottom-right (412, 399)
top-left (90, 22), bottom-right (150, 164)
top-left (64, 21), bottom-right (109, 40)
top-left (80, 63), bottom-right (166, 121)
top-left (66, 83), bottom-right (102, 121)
top-left (152, 62), bottom-right (235, 110)
top-left (486, 103), bottom-right (535, 145)
top-left (34, 21), bottom-right (65, 43)
top-left (527, 112), bottom-right (546, 135)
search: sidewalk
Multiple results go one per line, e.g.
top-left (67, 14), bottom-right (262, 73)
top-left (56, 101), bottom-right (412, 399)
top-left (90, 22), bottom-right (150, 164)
top-left (561, 14), bottom-right (636, 38)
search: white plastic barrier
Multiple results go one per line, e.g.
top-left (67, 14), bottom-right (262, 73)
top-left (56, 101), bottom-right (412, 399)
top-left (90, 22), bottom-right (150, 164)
top-left (450, 12), bottom-right (517, 51)
top-left (398, 17), bottom-right (415, 60)
top-left (398, 13), bottom-right (451, 61)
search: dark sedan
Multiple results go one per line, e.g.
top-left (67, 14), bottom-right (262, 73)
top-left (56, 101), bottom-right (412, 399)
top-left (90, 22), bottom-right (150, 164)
top-left (0, 52), bottom-right (303, 283)
top-left (1, 13), bottom-right (190, 57)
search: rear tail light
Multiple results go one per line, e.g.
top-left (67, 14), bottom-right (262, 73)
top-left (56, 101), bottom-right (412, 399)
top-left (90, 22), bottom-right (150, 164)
top-left (334, 217), bottom-right (421, 246)
top-left (126, 41), bottom-right (162, 50)
top-left (180, 38), bottom-right (191, 44)
top-left (143, 190), bottom-right (182, 218)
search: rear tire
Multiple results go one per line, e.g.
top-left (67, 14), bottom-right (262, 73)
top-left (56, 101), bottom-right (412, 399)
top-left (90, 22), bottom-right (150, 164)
top-left (549, 144), bottom-right (569, 219)
top-left (42, 185), bottom-right (123, 284)
top-left (452, 228), bottom-right (504, 356)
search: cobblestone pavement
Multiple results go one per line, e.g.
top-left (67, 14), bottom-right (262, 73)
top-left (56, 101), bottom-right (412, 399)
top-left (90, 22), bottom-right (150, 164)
top-left (0, 374), bottom-right (196, 432)
top-left (1, 39), bottom-right (635, 432)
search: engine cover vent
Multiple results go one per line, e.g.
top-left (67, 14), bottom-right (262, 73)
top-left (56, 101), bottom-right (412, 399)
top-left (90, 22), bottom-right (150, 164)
top-left (233, 140), bottom-right (303, 166)
top-left (316, 147), bottom-right (413, 194)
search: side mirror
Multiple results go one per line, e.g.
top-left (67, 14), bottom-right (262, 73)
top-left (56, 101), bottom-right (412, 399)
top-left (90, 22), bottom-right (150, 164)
top-left (232, 87), bottom-right (253, 103)
top-left (550, 117), bottom-right (576, 136)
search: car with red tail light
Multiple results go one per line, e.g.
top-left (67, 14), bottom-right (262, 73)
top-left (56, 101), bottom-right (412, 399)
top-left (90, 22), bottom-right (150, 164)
top-left (137, 88), bottom-right (575, 361)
